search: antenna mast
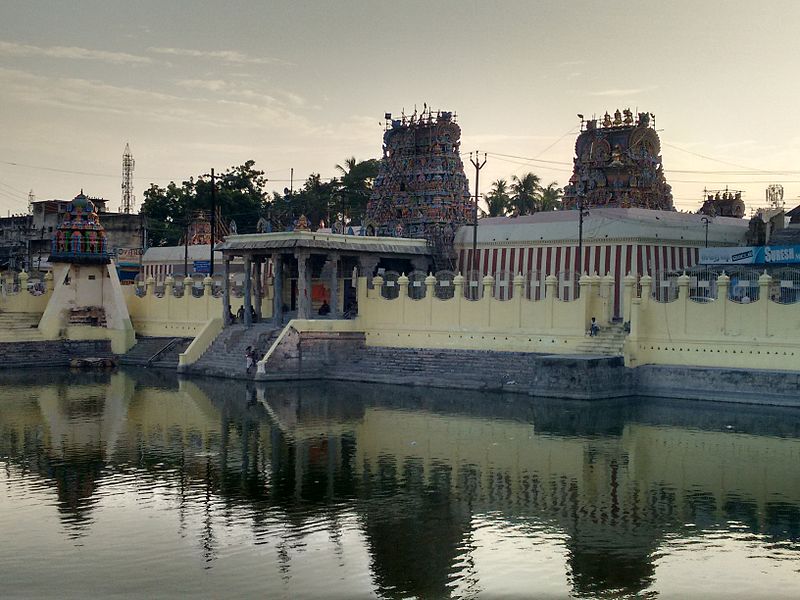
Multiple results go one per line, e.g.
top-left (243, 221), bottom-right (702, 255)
top-left (120, 143), bottom-right (135, 213)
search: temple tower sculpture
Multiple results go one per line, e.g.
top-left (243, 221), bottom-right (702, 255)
top-left (562, 109), bottom-right (673, 211)
top-left (365, 108), bottom-right (472, 269)
top-left (38, 191), bottom-right (135, 353)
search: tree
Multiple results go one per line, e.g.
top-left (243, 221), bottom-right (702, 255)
top-left (141, 160), bottom-right (269, 246)
top-left (538, 182), bottom-right (563, 212)
top-left (510, 172), bottom-right (542, 215)
top-left (485, 179), bottom-right (511, 217)
top-left (334, 156), bottom-right (380, 222)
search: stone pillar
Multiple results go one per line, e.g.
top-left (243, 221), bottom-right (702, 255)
top-left (410, 256), bottom-right (429, 274)
top-left (222, 257), bottom-right (231, 325)
top-left (482, 274), bottom-right (494, 326)
top-left (254, 258), bottom-right (263, 322)
top-left (44, 271), bottom-right (54, 292)
top-left (358, 255), bottom-right (380, 288)
top-left (272, 254), bottom-right (284, 325)
top-left (328, 252), bottom-right (340, 318)
top-left (243, 254), bottom-right (253, 327)
top-left (296, 251), bottom-right (311, 319)
top-left (146, 275), bottom-right (155, 296)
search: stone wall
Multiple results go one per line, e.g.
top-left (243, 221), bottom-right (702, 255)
top-left (0, 339), bottom-right (112, 369)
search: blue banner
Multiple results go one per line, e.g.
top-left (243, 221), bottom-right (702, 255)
top-left (700, 245), bottom-right (800, 265)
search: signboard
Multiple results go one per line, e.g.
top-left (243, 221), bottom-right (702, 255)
top-left (193, 260), bottom-right (211, 274)
top-left (115, 247), bottom-right (143, 262)
top-left (700, 245), bottom-right (800, 266)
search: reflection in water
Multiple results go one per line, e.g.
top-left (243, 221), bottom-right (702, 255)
top-left (0, 369), bottom-right (798, 598)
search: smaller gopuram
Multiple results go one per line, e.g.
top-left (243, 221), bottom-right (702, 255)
top-left (698, 188), bottom-right (745, 218)
top-left (562, 109), bottom-right (673, 211)
top-left (38, 191), bottom-right (135, 353)
top-left (365, 108), bottom-right (473, 269)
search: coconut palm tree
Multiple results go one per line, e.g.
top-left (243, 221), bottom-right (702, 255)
top-left (538, 182), bottom-right (563, 212)
top-left (485, 179), bottom-right (511, 217)
top-left (510, 172), bottom-right (542, 215)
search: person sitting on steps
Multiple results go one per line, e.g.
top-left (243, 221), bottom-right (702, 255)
top-left (589, 317), bottom-right (599, 337)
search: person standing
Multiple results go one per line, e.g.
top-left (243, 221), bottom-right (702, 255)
top-left (245, 345), bottom-right (255, 373)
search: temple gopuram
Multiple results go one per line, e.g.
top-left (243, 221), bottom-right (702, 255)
top-left (698, 188), bottom-right (745, 218)
top-left (365, 108), bottom-right (473, 269)
top-left (50, 191), bottom-right (110, 264)
top-left (562, 109), bottom-right (673, 211)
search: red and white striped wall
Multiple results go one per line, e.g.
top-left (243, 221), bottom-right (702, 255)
top-left (457, 243), bottom-right (701, 317)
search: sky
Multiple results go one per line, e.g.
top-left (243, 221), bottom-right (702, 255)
top-left (2, 0), bottom-right (800, 216)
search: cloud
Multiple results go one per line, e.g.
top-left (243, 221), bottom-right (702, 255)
top-left (589, 86), bottom-right (656, 97)
top-left (0, 67), bottom-right (311, 132)
top-left (148, 46), bottom-right (290, 65)
top-left (0, 40), bottom-right (152, 64)
top-left (176, 79), bottom-right (228, 92)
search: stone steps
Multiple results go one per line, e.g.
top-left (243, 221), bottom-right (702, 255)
top-left (0, 312), bottom-right (44, 342)
top-left (119, 336), bottom-right (193, 368)
top-left (187, 322), bottom-right (280, 379)
top-left (573, 324), bottom-right (627, 356)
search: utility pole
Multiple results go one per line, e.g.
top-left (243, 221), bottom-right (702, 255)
top-left (209, 168), bottom-right (216, 276)
top-left (469, 151), bottom-right (487, 272)
top-left (701, 216), bottom-right (710, 248)
top-left (577, 190), bottom-right (589, 274)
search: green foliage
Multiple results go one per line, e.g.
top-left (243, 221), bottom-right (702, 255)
top-left (265, 157), bottom-right (379, 231)
top-left (539, 182), bottom-right (563, 212)
top-left (141, 160), bottom-right (268, 246)
top-left (485, 179), bottom-right (511, 217)
top-left (510, 172), bottom-right (542, 216)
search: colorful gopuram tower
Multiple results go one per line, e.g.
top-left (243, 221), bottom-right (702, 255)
top-left (365, 108), bottom-right (472, 269)
top-left (562, 109), bottom-right (673, 211)
top-left (50, 191), bottom-right (110, 263)
top-left (39, 191), bottom-right (134, 353)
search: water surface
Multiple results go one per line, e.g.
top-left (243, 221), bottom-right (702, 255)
top-left (0, 369), bottom-right (798, 598)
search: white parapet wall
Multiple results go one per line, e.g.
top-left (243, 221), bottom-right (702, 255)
top-left (123, 275), bottom-right (272, 337)
top-left (625, 272), bottom-right (800, 371)
top-left (355, 273), bottom-right (615, 354)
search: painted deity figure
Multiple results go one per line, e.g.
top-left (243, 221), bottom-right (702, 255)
top-left (71, 230), bottom-right (82, 253)
top-left (87, 230), bottom-right (98, 253)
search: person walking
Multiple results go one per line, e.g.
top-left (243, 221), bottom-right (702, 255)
top-left (245, 345), bottom-right (255, 374)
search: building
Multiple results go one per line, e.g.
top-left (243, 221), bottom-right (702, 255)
top-left (365, 108), bottom-right (473, 269)
top-left (563, 109), bottom-right (672, 211)
top-left (0, 195), bottom-right (144, 272)
top-left (455, 207), bottom-right (749, 317)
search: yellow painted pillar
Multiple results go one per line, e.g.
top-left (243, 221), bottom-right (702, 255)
top-left (164, 275), bottom-right (175, 321)
top-left (716, 272), bottom-right (730, 335)
top-left (622, 274), bottom-right (636, 325)
top-left (677, 272), bottom-right (690, 335)
top-left (758, 271), bottom-right (772, 337)
top-left (397, 272), bottom-right (409, 325)
top-left (544, 274), bottom-right (557, 330)
top-left (453, 272), bottom-right (465, 328)
top-left (482, 274), bottom-right (494, 327)
top-left (513, 272), bottom-right (525, 328)
top-left (601, 274), bottom-right (615, 325)
top-left (424, 273), bottom-right (435, 327)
